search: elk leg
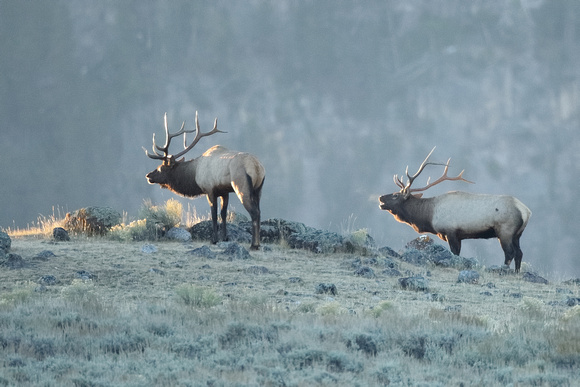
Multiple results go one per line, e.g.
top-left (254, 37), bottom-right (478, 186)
top-left (207, 195), bottom-right (219, 244)
top-left (446, 235), bottom-right (462, 256)
top-left (220, 194), bottom-right (229, 242)
top-left (500, 238), bottom-right (517, 271)
top-left (235, 175), bottom-right (263, 250)
top-left (512, 235), bottom-right (523, 273)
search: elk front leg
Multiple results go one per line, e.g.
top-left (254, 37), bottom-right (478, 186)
top-left (207, 195), bottom-right (219, 244)
top-left (446, 234), bottom-right (462, 256)
top-left (220, 194), bottom-right (229, 242)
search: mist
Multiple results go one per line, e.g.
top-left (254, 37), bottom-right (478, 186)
top-left (1, 1), bottom-right (579, 278)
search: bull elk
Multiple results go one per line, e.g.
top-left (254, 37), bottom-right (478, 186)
top-left (378, 148), bottom-right (531, 272)
top-left (145, 112), bottom-right (265, 250)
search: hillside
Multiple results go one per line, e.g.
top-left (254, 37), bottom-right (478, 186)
top-left (1, 227), bottom-right (579, 386)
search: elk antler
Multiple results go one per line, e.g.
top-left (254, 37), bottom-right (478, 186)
top-left (394, 147), bottom-right (474, 194)
top-left (172, 111), bottom-right (226, 159)
top-left (144, 112), bottom-right (226, 160)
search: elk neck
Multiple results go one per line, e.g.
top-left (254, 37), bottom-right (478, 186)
top-left (164, 159), bottom-right (204, 198)
top-left (393, 195), bottom-right (437, 235)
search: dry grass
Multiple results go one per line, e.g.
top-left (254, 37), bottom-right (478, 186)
top-left (1, 234), bottom-right (579, 386)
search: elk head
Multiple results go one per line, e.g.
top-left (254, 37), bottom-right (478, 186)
top-left (379, 147), bottom-right (473, 211)
top-left (145, 111), bottom-right (225, 187)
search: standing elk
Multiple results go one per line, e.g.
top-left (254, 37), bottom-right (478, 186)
top-left (378, 148), bottom-right (531, 272)
top-left (145, 112), bottom-right (265, 250)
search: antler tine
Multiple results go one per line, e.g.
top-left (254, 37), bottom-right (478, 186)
top-left (145, 113), bottom-right (196, 160)
top-left (408, 157), bottom-right (474, 193)
top-left (403, 146), bottom-right (437, 192)
top-left (173, 111), bottom-right (227, 160)
top-left (393, 174), bottom-right (406, 190)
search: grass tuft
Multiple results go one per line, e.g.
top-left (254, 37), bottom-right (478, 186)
top-left (175, 284), bottom-right (221, 308)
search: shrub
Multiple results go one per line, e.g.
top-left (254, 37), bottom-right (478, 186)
top-left (140, 199), bottom-right (182, 231)
top-left (0, 284), bottom-right (35, 307)
top-left (109, 199), bottom-right (183, 240)
top-left (175, 284), bottom-right (221, 308)
top-left (316, 301), bottom-right (346, 316)
top-left (368, 300), bottom-right (395, 318)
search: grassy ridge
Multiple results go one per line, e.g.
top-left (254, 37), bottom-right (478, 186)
top-left (1, 236), bottom-right (579, 386)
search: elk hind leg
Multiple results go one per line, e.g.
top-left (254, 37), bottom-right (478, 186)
top-left (500, 237), bottom-right (518, 272)
top-left (235, 175), bottom-right (263, 250)
top-left (512, 234), bottom-right (523, 273)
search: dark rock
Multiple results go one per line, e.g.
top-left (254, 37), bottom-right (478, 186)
top-left (52, 227), bottom-right (70, 241)
top-left (315, 283), bottom-right (338, 296)
top-left (382, 268), bottom-right (402, 277)
top-left (1, 253), bottom-right (25, 269)
top-left (522, 272), bottom-right (548, 284)
top-left (405, 235), bottom-right (434, 250)
top-left (566, 297), bottom-right (580, 307)
top-left (0, 231), bottom-right (11, 251)
top-left (398, 276), bottom-right (429, 292)
top-left (486, 265), bottom-right (515, 275)
top-left (187, 246), bottom-right (216, 259)
top-left (226, 223), bottom-right (253, 244)
top-left (510, 293), bottom-right (523, 298)
top-left (289, 277), bottom-right (302, 283)
top-left (189, 221), bottom-right (213, 242)
top-left (64, 206), bottom-right (121, 235)
top-left (76, 270), bottom-right (96, 280)
top-left (34, 250), bottom-right (56, 260)
top-left (245, 266), bottom-right (270, 275)
top-left (354, 266), bottom-right (375, 278)
top-left (344, 230), bottom-right (377, 255)
top-left (38, 275), bottom-right (58, 285)
top-left (563, 278), bottom-right (580, 286)
top-left (481, 291), bottom-right (493, 296)
top-left (166, 227), bottom-right (192, 242)
top-left (451, 256), bottom-right (479, 269)
top-left (424, 244), bottom-right (453, 265)
top-left (380, 257), bottom-right (398, 269)
top-left (189, 221), bottom-right (252, 244)
top-left (400, 248), bottom-right (429, 266)
top-left (221, 242), bottom-right (251, 260)
top-left (286, 229), bottom-right (345, 254)
top-left (259, 218), bottom-right (310, 244)
top-left (457, 270), bottom-right (480, 284)
top-left (379, 246), bottom-right (400, 259)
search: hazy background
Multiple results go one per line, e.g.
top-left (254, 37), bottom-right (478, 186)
top-left (1, 1), bottom-right (578, 278)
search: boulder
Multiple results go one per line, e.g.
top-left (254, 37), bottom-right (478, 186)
top-left (0, 231), bottom-right (11, 252)
top-left (166, 227), bottom-right (192, 242)
top-left (64, 206), bottom-right (121, 235)
top-left (286, 229), bottom-right (345, 254)
top-left (53, 227), bottom-right (70, 241)
top-left (399, 276), bottom-right (429, 292)
top-left (458, 270), bottom-right (480, 284)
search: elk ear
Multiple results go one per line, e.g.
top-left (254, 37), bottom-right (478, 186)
top-left (176, 157), bottom-right (185, 163)
top-left (411, 193), bottom-right (424, 199)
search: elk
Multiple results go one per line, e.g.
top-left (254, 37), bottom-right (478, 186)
top-left (145, 112), bottom-right (265, 250)
top-left (378, 148), bottom-right (531, 272)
